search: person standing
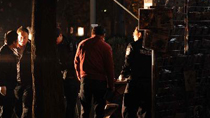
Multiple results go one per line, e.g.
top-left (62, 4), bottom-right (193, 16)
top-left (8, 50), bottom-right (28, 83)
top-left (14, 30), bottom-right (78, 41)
top-left (74, 26), bottom-right (115, 118)
top-left (56, 28), bottom-right (79, 118)
top-left (0, 30), bottom-right (19, 118)
top-left (15, 26), bottom-right (32, 118)
top-left (119, 27), bottom-right (152, 118)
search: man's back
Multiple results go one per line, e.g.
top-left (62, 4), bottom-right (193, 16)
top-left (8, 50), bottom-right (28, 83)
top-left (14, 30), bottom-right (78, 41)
top-left (74, 26), bottom-right (115, 118)
top-left (75, 35), bottom-right (114, 81)
top-left (0, 45), bottom-right (17, 89)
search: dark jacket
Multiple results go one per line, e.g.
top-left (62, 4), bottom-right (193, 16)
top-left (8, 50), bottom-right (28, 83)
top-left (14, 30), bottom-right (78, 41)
top-left (121, 39), bottom-right (151, 80)
top-left (19, 42), bottom-right (32, 86)
top-left (57, 36), bottom-right (75, 79)
top-left (0, 44), bottom-right (18, 89)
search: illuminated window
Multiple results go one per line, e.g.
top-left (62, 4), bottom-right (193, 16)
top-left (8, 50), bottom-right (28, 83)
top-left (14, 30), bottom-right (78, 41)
top-left (144, 0), bottom-right (152, 9)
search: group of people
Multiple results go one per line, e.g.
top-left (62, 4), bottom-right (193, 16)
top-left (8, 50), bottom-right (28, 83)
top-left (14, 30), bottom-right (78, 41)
top-left (0, 26), bottom-right (79, 118)
top-left (0, 27), bottom-right (32, 118)
top-left (0, 25), bottom-right (151, 118)
top-left (74, 26), bottom-right (152, 118)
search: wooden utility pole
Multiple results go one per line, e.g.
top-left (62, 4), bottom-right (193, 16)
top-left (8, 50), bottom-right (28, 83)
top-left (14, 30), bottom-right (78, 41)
top-left (31, 0), bottom-right (65, 117)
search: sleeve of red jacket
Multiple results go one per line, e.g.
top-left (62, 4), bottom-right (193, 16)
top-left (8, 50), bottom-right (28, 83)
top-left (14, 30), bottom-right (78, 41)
top-left (74, 43), bottom-right (81, 80)
top-left (104, 44), bottom-right (115, 89)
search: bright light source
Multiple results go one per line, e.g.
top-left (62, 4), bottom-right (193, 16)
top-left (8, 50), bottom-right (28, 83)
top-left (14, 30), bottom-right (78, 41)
top-left (28, 33), bottom-right (32, 40)
top-left (104, 9), bottom-right (107, 12)
top-left (144, 0), bottom-right (153, 9)
top-left (27, 27), bottom-right (32, 40)
top-left (78, 27), bottom-right (84, 36)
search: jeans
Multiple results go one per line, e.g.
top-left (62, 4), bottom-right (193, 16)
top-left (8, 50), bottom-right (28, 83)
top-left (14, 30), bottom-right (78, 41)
top-left (14, 84), bottom-right (32, 118)
top-left (2, 89), bottom-right (16, 118)
top-left (122, 79), bottom-right (151, 118)
top-left (79, 77), bottom-right (107, 118)
top-left (64, 78), bottom-right (80, 118)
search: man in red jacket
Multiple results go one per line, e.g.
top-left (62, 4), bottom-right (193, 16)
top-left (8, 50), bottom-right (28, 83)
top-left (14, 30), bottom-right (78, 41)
top-left (74, 26), bottom-right (115, 118)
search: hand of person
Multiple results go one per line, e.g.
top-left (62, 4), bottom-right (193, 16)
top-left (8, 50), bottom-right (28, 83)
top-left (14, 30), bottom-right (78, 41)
top-left (118, 75), bottom-right (126, 81)
top-left (0, 86), bottom-right (6, 96)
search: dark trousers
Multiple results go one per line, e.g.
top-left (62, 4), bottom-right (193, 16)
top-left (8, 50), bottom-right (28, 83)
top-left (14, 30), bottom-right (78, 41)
top-left (2, 89), bottom-right (16, 118)
top-left (122, 80), bottom-right (151, 118)
top-left (64, 78), bottom-right (80, 118)
top-left (79, 77), bottom-right (107, 118)
top-left (14, 84), bottom-right (32, 118)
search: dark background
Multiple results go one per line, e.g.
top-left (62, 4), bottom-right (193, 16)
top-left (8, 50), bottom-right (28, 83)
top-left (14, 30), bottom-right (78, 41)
top-left (0, 0), bottom-right (143, 46)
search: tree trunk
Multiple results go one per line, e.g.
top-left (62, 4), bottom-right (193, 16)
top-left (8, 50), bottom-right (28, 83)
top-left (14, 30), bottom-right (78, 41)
top-left (31, 0), bottom-right (65, 118)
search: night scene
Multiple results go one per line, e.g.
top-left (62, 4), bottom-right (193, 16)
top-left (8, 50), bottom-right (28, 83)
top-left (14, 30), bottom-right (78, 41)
top-left (0, 0), bottom-right (209, 118)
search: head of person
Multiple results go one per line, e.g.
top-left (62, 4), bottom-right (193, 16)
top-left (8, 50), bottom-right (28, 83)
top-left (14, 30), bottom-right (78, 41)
top-left (56, 28), bottom-right (63, 45)
top-left (133, 27), bottom-right (142, 42)
top-left (17, 26), bottom-right (29, 47)
top-left (4, 30), bottom-right (18, 48)
top-left (91, 26), bottom-right (106, 38)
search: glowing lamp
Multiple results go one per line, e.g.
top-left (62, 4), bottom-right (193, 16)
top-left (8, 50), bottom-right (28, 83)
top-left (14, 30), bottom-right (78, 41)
top-left (78, 27), bottom-right (84, 36)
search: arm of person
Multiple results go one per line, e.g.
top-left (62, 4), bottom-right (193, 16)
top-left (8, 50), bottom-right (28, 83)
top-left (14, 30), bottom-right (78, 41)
top-left (0, 86), bottom-right (6, 96)
top-left (104, 45), bottom-right (115, 91)
top-left (74, 44), bottom-right (81, 80)
top-left (118, 74), bottom-right (126, 81)
top-left (0, 55), bottom-right (8, 96)
top-left (119, 43), bottom-right (134, 80)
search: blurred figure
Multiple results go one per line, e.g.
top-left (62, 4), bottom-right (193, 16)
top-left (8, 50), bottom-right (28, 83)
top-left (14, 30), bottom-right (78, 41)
top-left (56, 28), bottom-right (79, 118)
top-left (74, 26), bottom-right (115, 118)
top-left (0, 30), bottom-right (19, 117)
top-left (119, 27), bottom-right (151, 118)
top-left (15, 26), bottom-right (33, 118)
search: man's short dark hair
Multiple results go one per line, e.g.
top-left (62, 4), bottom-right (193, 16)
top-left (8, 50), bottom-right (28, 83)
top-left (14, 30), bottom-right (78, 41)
top-left (4, 30), bottom-right (18, 45)
top-left (17, 26), bottom-right (29, 34)
top-left (92, 26), bottom-right (106, 36)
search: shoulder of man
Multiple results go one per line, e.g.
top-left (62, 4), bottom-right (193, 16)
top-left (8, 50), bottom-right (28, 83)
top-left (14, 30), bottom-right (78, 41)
top-left (0, 45), bottom-right (6, 53)
top-left (0, 45), bottom-right (10, 54)
top-left (24, 40), bottom-right (31, 47)
top-left (126, 42), bottom-right (135, 50)
top-left (100, 40), bottom-right (112, 50)
top-left (77, 38), bottom-right (90, 47)
top-left (0, 45), bottom-right (13, 62)
top-left (125, 43), bottom-right (134, 56)
top-left (24, 42), bottom-right (31, 53)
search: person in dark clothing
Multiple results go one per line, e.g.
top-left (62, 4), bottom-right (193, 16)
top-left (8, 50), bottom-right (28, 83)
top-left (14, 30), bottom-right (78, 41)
top-left (56, 28), bottom-right (80, 118)
top-left (119, 27), bottom-right (151, 118)
top-left (0, 30), bottom-right (19, 118)
top-left (15, 26), bottom-right (32, 118)
top-left (74, 26), bottom-right (115, 118)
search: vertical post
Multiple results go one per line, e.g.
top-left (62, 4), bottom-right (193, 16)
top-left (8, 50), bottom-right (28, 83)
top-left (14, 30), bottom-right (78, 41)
top-left (184, 0), bottom-right (189, 54)
top-left (90, 0), bottom-right (96, 30)
top-left (31, 0), bottom-right (65, 117)
top-left (31, 1), bottom-right (35, 117)
top-left (151, 50), bottom-right (155, 118)
top-left (151, 1), bottom-right (156, 116)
